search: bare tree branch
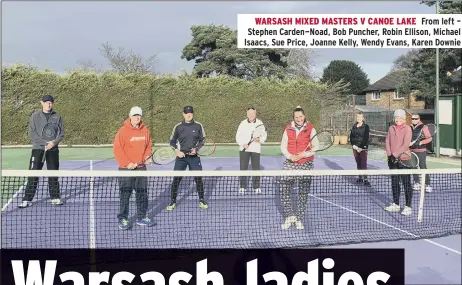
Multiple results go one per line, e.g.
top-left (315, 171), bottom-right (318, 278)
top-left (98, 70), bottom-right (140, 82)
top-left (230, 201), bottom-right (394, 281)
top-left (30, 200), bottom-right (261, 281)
top-left (99, 42), bottom-right (159, 75)
top-left (76, 59), bottom-right (104, 73)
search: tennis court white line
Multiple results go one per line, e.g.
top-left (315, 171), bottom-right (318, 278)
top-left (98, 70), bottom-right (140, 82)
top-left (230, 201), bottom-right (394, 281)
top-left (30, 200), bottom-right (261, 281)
top-left (1, 183), bottom-right (26, 212)
top-left (309, 193), bottom-right (462, 255)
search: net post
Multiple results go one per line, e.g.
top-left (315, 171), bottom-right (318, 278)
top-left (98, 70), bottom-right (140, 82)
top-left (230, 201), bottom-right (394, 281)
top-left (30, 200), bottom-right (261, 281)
top-left (417, 172), bottom-right (427, 223)
top-left (89, 160), bottom-right (96, 270)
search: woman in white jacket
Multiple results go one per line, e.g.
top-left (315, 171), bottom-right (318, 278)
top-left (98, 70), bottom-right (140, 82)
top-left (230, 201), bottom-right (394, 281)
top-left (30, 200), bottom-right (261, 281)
top-left (235, 107), bottom-right (267, 194)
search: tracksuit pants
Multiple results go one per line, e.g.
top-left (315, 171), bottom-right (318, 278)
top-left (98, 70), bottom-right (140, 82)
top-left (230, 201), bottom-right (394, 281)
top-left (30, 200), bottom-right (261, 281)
top-left (388, 157), bottom-right (413, 207)
top-left (239, 151), bottom-right (261, 189)
top-left (170, 155), bottom-right (205, 202)
top-left (117, 166), bottom-right (148, 220)
top-left (22, 149), bottom-right (61, 202)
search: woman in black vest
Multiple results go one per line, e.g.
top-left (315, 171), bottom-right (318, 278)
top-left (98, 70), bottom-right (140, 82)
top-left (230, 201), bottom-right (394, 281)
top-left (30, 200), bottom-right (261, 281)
top-left (349, 112), bottom-right (370, 186)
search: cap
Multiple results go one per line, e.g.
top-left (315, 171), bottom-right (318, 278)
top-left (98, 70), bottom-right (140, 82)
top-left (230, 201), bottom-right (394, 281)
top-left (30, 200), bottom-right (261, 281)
top-left (41, 95), bottom-right (54, 103)
top-left (183, 106), bottom-right (194, 114)
top-left (129, 106), bottom-right (143, 116)
top-left (393, 109), bottom-right (406, 118)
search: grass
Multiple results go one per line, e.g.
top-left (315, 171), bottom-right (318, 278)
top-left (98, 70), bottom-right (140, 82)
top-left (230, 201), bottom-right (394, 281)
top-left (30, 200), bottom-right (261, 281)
top-left (2, 144), bottom-right (459, 170)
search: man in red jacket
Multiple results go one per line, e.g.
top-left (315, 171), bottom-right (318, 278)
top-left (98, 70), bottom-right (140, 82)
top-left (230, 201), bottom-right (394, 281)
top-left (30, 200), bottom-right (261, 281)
top-left (279, 106), bottom-right (319, 230)
top-left (113, 106), bottom-right (154, 230)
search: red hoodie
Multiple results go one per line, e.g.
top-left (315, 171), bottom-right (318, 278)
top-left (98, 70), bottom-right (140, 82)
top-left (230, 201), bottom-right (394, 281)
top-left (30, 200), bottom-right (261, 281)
top-left (113, 119), bottom-right (152, 168)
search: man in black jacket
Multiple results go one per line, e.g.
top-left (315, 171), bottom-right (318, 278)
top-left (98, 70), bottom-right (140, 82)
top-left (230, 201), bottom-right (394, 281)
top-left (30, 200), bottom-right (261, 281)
top-left (20, 95), bottom-right (64, 208)
top-left (349, 112), bottom-right (370, 186)
top-left (167, 106), bottom-right (208, 211)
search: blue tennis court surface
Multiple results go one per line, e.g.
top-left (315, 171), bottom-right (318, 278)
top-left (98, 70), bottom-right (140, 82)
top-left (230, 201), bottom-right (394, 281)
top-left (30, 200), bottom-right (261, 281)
top-left (2, 155), bottom-right (461, 284)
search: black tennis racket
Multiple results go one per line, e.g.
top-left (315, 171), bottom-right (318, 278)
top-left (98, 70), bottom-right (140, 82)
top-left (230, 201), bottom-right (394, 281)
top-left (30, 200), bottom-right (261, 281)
top-left (243, 124), bottom-right (266, 152)
top-left (410, 123), bottom-right (436, 147)
top-left (390, 151), bottom-right (420, 169)
top-left (304, 130), bottom-right (334, 153)
top-left (41, 122), bottom-right (61, 163)
top-left (185, 138), bottom-right (216, 156)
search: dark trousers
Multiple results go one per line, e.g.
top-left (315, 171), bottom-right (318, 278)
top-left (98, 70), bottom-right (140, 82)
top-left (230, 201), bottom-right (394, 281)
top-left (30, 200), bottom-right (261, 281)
top-left (23, 149), bottom-right (60, 202)
top-left (353, 149), bottom-right (368, 179)
top-left (117, 166), bottom-right (148, 220)
top-left (388, 158), bottom-right (412, 207)
top-left (170, 155), bottom-right (204, 202)
top-left (412, 151), bottom-right (430, 185)
top-left (239, 151), bottom-right (261, 188)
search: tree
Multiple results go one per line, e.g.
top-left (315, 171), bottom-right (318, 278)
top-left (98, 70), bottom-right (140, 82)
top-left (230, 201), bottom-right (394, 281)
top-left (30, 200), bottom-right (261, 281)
top-left (181, 25), bottom-right (289, 79)
top-left (285, 49), bottom-right (317, 80)
top-left (320, 60), bottom-right (370, 95)
top-left (397, 1), bottom-right (461, 100)
top-left (391, 49), bottom-right (420, 71)
top-left (99, 42), bottom-right (158, 75)
top-left (75, 59), bottom-right (103, 73)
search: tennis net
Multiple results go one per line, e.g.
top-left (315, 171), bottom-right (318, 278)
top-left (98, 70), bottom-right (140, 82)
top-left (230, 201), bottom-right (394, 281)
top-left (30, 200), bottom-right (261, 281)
top-left (1, 168), bottom-right (460, 249)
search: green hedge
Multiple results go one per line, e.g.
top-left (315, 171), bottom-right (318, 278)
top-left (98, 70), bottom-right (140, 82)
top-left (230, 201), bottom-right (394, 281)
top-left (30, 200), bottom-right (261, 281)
top-left (1, 65), bottom-right (328, 145)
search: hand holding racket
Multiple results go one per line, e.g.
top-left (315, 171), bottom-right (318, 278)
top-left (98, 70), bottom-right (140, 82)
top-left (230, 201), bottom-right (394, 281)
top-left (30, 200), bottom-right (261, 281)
top-left (132, 153), bottom-right (155, 169)
top-left (409, 123), bottom-right (436, 147)
top-left (243, 124), bottom-right (266, 152)
top-left (144, 139), bottom-right (217, 166)
top-left (185, 138), bottom-right (216, 157)
top-left (291, 130), bottom-right (334, 161)
top-left (388, 151), bottom-right (420, 169)
top-left (41, 122), bottom-right (62, 163)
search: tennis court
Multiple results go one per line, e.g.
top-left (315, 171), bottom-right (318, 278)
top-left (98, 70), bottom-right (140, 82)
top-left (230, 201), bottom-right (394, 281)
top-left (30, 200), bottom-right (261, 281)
top-left (1, 144), bottom-right (461, 284)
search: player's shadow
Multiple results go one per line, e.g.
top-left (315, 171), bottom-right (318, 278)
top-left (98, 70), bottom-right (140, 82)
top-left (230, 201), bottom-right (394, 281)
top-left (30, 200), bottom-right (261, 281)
top-left (145, 166), bottom-right (223, 221)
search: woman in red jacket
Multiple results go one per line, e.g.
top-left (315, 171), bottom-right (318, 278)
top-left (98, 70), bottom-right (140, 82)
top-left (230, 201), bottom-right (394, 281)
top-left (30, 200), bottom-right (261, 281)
top-left (279, 106), bottom-right (319, 230)
top-left (384, 109), bottom-right (413, 216)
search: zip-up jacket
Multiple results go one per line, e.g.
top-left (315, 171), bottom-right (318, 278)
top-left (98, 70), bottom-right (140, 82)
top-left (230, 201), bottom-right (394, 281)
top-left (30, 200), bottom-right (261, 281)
top-left (113, 119), bottom-right (153, 168)
top-left (385, 124), bottom-right (412, 159)
top-left (349, 123), bottom-right (370, 149)
top-left (28, 110), bottom-right (64, 151)
top-left (410, 122), bottom-right (432, 153)
top-left (235, 118), bottom-right (267, 153)
top-left (169, 120), bottom-right (205, 152)
top-left (280, 121), bottom-right (318, 164)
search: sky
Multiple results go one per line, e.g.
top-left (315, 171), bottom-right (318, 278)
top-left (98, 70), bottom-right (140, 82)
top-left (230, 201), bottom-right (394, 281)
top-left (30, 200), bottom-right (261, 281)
top-left (2, 1), bottom-right (435, 84)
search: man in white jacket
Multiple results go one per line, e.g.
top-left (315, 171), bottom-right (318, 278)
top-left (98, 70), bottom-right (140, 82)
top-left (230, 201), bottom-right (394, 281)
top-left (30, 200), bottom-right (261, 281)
top-left (235, 107), bottom-right (267, 194)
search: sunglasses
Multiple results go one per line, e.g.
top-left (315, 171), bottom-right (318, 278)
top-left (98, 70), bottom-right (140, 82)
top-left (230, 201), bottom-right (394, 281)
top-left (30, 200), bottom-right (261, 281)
top-left (411, 118), bottom-right (420, 120)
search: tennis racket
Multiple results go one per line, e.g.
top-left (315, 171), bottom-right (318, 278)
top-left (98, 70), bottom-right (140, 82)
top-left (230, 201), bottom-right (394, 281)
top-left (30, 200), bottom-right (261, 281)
top-left (410, 123), bottom-right (436, 147)
top-left (305, 130), bottom-right (334, 152)
top-left (185, 138), bottom-right (216, 156)
top-left (41, 122), bottom-right (61, 163)
top-left (143, 146), bottom-right (177, 166)
top-left (243, 124), bottom-right (267, 152)
top-left (391, 151), bottom-right (420, 169)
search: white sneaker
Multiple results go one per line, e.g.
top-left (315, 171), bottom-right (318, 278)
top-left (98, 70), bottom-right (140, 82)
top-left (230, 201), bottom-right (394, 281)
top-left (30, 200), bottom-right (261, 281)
top-left (281, 216), bottom-right (297, 230)
top-left (413, 183), bottom-right (420, 191)
top-left (18, 201), bottom-right (32, 208)
top-left (425, 185), bottom-right (433, 193)
top-left (384, 203), bottom-right (400, 212)
top-left (401, 206), bottom-right (412, 216)
top-left (294, 219), bottom-right (304, 230)
top-left (239, 188), bottom-right (245, 194)
top-left (51, 199), bottom-right (63, 206)
top-left (254, 188), bottom-right (261, 194)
